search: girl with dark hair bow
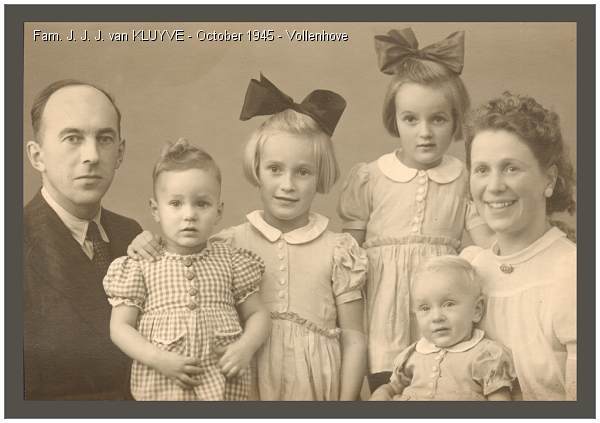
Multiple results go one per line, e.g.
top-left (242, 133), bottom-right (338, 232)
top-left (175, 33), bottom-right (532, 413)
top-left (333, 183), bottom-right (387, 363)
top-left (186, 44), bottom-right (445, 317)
top-left (338, 28), bottom-right (494, 392)
top-left (128, 75), bottom-right (368, 401)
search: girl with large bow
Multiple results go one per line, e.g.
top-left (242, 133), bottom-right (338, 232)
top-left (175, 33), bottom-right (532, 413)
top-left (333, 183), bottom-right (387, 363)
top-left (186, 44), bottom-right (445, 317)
top-left (128, 75), bottom-right (368, 401)
top-left (337, 28), bottom-right (494, 392)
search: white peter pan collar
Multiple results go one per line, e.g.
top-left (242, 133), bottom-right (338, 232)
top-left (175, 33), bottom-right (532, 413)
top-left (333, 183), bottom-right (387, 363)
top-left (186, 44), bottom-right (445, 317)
top-left (377, 151), bottom-right (463, 184)
top-left (415, 328), bottom-right (485, 354)
top-left (246, 210), bottom-right (329, 245)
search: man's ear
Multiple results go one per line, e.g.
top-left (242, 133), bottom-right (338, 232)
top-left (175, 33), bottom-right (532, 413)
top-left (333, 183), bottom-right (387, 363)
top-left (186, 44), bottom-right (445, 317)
top-left (149, 197), bottom-right (160, 223)
top-left (115, 138), bottom-right (126, 169)
top-left (472, 295), bottom-right (485, 324)
top-left (26, 140), bottom-right (45, 172)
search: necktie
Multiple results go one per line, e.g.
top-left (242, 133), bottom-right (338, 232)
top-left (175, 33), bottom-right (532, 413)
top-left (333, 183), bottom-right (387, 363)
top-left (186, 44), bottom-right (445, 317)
top-left (86, 221), bottom-right (112, 275)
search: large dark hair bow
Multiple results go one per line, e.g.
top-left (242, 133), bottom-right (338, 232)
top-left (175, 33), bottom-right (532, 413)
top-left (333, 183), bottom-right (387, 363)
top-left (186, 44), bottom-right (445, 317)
top-left (374, 28), bottom-right (465, 75)
top-left (239, 74), bottom-right (346, 136)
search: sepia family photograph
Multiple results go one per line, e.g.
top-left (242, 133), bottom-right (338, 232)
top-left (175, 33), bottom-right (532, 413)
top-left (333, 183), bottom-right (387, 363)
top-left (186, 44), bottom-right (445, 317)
top-left (5, 3), bottom-right (595, 419)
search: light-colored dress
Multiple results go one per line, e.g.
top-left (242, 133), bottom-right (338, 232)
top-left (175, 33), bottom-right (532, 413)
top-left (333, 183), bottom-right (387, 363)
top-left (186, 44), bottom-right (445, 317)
top-left (389, 329), bottom-right (516, 400)
top-left (461, 227), bottom-right (576, 400)
top-left (103, 242), bottom-right (264, 401)
top-left (211, 211), bottom-right (367, 400)
top-left (338, 152), bottom-right (484, 373)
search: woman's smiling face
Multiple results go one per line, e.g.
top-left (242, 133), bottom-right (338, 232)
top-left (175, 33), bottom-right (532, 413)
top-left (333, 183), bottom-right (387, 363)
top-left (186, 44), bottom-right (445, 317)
top-left (469, 129), bottom-right (555, 249)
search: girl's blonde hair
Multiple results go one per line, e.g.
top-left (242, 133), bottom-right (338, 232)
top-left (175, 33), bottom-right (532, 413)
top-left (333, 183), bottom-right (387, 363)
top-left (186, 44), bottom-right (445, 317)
top-left (242, 109), bottom-right (340, 194)
top-left (411, 255), bottom-right (481, 298)
top-left (382, 59), bottom-right (470, 141)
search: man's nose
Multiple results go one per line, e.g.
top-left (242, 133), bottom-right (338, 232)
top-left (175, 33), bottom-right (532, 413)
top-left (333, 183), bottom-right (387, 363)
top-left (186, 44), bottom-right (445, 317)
top-left (80, 139), bottom-right (100, 164)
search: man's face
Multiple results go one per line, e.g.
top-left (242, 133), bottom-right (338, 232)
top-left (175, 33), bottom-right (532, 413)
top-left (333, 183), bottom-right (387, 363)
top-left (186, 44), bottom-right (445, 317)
top-left (28, 85), bottom-right (124, 218)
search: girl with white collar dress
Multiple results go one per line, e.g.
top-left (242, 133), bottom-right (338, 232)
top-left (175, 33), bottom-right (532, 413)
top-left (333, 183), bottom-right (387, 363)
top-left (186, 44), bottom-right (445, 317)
top-left (338, 28), bottom-right (494, 391)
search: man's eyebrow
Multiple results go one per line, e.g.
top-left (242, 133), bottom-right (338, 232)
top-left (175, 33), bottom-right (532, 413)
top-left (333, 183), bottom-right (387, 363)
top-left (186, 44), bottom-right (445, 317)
top-left (97, 128), bottom-right (118, 135)
top-left (57, 127), bottom-right (83, 137)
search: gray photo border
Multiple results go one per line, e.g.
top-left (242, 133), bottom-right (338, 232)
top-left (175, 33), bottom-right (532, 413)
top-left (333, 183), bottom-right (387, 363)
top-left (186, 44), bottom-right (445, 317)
top-left (5, 3), bottom-right (595, 418)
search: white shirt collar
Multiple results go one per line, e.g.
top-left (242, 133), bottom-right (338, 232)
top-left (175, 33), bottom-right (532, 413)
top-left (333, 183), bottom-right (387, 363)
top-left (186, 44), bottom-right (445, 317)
top-left (246, 210), bottom-right (329, 245)
top-left (415, 328), bottom-right (485, 354)
top-left (41, 187), bottom-right (109, 245)
top-left (377, 151), bottom-right (463, 184)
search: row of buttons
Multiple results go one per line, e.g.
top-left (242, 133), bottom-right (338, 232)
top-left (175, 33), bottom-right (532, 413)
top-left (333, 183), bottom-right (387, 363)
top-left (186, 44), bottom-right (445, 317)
top-left (411, 171), bottom-right (428, 234)
top-left (426, 350), bottom-right (447, 398)
top-left (277, 240), bottom-right (288, 313)
top-left (183, 257), bottom-right (198, 310)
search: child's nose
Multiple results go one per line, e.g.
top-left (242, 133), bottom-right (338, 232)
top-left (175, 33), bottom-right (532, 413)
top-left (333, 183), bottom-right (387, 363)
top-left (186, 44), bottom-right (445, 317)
top-left (431, 308), bottom-right (445, 322)
top-left (418, 121), bottom-right (433, 138)
top-left (280, 172), bottom-right (294, 191)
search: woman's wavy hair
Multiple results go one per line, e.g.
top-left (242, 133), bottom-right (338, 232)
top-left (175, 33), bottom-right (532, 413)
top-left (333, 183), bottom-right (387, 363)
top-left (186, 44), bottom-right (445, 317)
top-left (465, 92), bottom-right (576, 218)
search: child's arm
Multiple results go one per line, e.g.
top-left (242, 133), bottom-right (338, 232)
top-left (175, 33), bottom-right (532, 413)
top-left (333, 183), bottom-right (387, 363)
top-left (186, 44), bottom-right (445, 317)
top-left (127, 230), bottom-right (162, 261)
top-left (109, 305), bottom-right (203, 389)
top-left (337, 299), bottom-right (367, 401)
top-left (342, 229), bottom-right (366, 247)
top-left (467, 224), bottom-right (495, 249)
top-left (216, 293), bottom-right (271, 379)
top-left (565, 343), bottom-right (577, 400)
top-left (369, 381), bottom-right (404, 400)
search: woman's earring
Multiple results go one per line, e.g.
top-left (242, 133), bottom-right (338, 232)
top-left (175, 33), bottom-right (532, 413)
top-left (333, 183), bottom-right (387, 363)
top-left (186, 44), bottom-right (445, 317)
top-left (544, 186), bottom-right (554, 198)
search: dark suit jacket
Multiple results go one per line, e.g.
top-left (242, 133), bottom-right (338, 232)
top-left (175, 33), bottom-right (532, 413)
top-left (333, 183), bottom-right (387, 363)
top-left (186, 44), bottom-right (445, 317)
top-left (23, 191), bottom-right (142, 400)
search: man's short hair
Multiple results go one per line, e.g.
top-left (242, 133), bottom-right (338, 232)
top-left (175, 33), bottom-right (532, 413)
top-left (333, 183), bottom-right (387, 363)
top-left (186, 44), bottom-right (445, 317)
top-left (30, 79), bottom-right (122, 141)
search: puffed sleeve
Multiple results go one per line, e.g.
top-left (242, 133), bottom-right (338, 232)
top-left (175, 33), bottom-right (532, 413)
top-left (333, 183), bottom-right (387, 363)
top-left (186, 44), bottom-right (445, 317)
top-left (550, 248), bottom-right (577, 348)
top-left (471, 340), bottom-right (517, 396)
top-left (331, 233), bottom-right (367, 305)
top-left (103, 256), bottom-right (147, 311)
top-left (389, 343), bottom-right (416, 386)
top-left (230, 247), bottom-right (265, 304)
top-left (337, 163), bottom-right (371, 231)
top-left (209, 226), bottom-right (237, 248)
top-left (465, 200), bottom-right (486, 231)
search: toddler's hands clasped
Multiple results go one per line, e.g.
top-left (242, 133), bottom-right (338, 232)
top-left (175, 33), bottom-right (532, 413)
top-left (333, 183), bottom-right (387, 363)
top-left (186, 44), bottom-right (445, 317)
top-left (153, 350), bottom-right (203, 389)
top-left (214, 339), bottom-right (253, 379)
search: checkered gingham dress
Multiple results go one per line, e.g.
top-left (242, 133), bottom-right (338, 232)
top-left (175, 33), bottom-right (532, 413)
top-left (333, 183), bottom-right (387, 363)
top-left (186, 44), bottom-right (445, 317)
top-left (103, 242), bottom-right (264, 400)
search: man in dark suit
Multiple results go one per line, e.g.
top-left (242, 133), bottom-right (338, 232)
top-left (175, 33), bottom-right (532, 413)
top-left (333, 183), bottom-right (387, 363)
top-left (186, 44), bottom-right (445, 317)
top-left (24, 80), bottom-right (142, 399)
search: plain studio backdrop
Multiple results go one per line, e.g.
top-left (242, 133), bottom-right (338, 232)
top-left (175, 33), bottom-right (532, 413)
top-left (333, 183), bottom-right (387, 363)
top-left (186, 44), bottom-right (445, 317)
top-left (23, 22), bottom-right (576, 237)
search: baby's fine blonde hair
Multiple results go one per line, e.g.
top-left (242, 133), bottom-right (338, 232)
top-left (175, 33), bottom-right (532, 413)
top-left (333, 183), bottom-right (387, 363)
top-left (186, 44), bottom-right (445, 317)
top-left (411, 255), bottom-right (481, 298)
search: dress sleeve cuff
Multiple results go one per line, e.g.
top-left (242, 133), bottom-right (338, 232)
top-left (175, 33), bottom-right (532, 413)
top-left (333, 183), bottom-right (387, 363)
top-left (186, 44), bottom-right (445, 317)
top-left (341, 220), bottom-right (367, 231)
top-left (335, 289), bottom-right (363, 305)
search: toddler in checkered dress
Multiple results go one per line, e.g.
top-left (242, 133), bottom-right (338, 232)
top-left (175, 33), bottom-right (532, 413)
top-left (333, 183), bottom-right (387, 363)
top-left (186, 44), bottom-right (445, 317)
top-left (128, 76), bottom-right (368, 400)
top-left (104, 139), bottom-right (271, 400)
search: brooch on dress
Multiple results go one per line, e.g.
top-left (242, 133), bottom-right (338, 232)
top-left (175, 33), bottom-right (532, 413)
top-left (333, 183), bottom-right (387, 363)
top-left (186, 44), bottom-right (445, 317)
top-left (499, 263), bottom-right (514, 274)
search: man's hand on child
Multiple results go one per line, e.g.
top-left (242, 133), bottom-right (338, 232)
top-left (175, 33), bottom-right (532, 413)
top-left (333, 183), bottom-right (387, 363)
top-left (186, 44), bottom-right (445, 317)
top-left (154, 350), bottom-right (203, 389)
top-left (128, 230), bottom-right (162, 261)
top-left (214, 340), bottom-right (252, 379)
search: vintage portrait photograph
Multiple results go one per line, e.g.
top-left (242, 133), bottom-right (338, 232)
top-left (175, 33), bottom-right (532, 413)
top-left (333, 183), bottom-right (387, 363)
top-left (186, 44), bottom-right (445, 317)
top-left (5, 3), bottom-right (595, 419)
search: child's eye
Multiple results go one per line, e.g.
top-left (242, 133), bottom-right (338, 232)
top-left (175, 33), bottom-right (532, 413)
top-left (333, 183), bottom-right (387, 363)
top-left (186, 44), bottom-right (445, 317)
top-left (417, 305), bottom-right (430, 312)
top-left (505, 165), bottom-right (519, 173)
top-left (297, 168), bottom-right (312, 177)
top-left (472, 165), bottom-right (489, 175)
top-left (432, 115), bottom-right (449, 125)
top-left (169, 200), bottom-right (181, 207)
top-left (402, 115), bottom-right (418, 124)
top-left (443, 301), bottom-right (456, 308)
top-left (267, 164), bottom-right (281, 173)
top-left (196, 201), bottom-right (209, 208)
